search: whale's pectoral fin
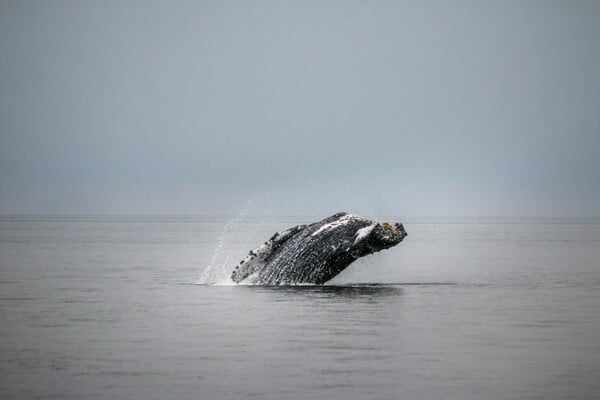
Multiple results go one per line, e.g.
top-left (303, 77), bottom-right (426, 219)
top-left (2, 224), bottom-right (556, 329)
top-left (231, 224), bottom-right (306, 283)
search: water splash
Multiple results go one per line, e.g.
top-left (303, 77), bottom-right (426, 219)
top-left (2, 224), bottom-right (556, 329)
top-left (198, 200), bottom-right (252, 285)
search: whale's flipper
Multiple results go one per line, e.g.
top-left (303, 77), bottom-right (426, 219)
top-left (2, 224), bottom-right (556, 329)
top-left (231, 224), bottom-right (306, 283)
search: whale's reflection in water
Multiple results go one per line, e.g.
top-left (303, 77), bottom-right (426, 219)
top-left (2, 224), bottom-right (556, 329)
top-left (240, 282), bottom-right (458, 300)
top-left (243, 283), bottom-right (404, 298)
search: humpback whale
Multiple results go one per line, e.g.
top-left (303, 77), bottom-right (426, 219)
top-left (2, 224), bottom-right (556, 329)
top-left (231, 212), bottom-right (407, 285)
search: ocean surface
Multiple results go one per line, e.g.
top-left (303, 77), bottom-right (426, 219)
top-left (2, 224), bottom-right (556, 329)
top-left (1, 215), bottom-right (599, 399)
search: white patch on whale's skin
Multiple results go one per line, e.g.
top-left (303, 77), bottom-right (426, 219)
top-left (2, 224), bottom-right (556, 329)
top-left (353, 224), bottom-right (376, 245)
top-left (311, 214), bottom-right (367, 237)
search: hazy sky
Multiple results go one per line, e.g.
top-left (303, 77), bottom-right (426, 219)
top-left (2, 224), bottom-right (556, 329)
top-left (1, 0), bottom-right (599, 216)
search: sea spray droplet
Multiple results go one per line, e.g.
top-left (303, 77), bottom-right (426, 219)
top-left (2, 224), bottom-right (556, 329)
top-left (197, 200), bottom-right (252, 285)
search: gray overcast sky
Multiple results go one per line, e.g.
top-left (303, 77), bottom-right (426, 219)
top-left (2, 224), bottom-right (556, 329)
top-left (1, 0), bottom-right (599, 216)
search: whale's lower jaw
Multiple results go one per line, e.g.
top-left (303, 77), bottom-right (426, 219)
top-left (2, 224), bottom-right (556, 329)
top-left (231, 213), bottom-right (407, 285)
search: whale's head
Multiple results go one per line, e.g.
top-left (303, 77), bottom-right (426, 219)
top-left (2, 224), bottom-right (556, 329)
top-left (361, 221), bottom-right (407, 252)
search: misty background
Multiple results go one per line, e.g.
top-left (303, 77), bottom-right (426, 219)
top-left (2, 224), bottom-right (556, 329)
top-left (1, 0), bottom-right (599, 217)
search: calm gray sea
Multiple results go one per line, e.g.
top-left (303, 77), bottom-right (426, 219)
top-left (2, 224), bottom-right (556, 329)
top-left (1, 215), bottom-right (599, 399)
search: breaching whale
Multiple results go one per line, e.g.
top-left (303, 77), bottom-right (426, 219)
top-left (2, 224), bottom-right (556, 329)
top-left (231, 212), bottom-right (407, 285)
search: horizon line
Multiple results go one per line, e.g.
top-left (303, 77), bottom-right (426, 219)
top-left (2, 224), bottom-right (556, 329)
top-left (1, 213), bottom-right (598, 220)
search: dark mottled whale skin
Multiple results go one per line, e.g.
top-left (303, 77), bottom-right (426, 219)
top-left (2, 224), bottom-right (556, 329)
top-left (231, 212), bottom-right (407, 285)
